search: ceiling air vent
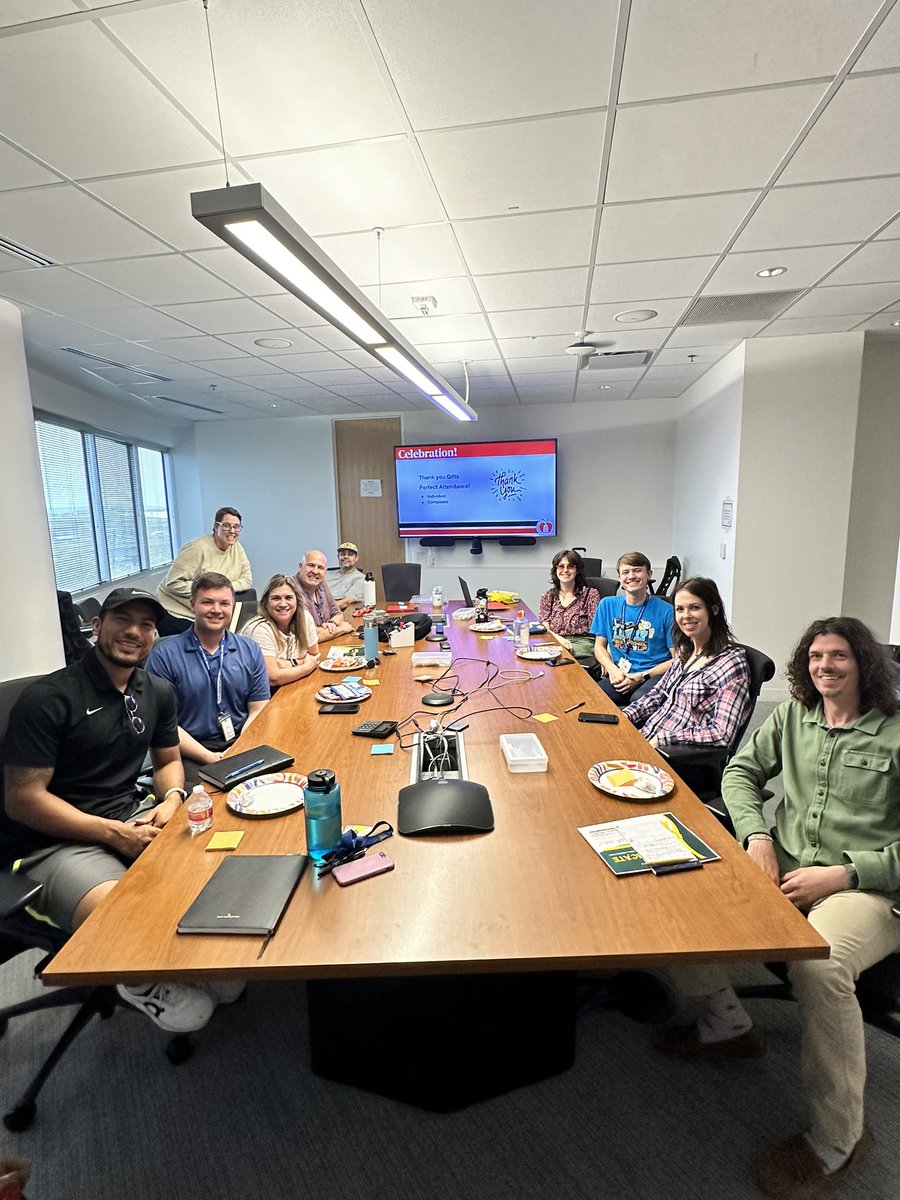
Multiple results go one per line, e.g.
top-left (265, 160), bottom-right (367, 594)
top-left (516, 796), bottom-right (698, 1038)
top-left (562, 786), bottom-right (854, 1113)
top-left (0, 234), bottom-right (55, 267)
top-left (61, 347), bottom-right (172, 382)
top-left (588, 350), bottom-right (652, 370)
top-left (152, 395), bottom-right (225, 415)
top-left (679, 291), bottom-right (804, 326)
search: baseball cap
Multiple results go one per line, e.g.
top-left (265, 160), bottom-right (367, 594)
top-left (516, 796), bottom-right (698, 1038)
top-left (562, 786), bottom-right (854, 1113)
top-left (337, 542), bottom-right (358, 553)
top-left (100, 587), bottom-right (166, 624)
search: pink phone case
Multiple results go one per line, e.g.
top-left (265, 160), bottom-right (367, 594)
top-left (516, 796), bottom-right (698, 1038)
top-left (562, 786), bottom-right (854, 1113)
top-left (332, 851), bottom-right (395, 886)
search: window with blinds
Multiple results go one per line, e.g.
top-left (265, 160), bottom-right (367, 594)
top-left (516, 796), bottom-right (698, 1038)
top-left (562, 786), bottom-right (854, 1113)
top-left (35, 418), bottom-right (176, 593)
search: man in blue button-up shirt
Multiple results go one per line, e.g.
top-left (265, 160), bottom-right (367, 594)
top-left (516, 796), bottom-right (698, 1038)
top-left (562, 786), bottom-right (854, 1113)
top-left (655, 616), bottom-right (900, 1199)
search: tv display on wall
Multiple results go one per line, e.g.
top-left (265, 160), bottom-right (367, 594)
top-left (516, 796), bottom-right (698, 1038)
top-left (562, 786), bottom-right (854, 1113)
top-left (394, 439), bottom-right (557, 539)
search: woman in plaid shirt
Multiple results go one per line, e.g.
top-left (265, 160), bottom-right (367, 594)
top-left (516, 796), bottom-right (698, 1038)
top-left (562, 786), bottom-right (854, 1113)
top-left (622, 577), bottom-right (751, 758)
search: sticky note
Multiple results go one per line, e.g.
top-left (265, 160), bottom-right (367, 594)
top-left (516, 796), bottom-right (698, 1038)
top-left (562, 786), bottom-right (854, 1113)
top-left (364, 678), bottom-right (381, 685)
top-left (479, 635), bottom-right (494, 641)
top-left (344, 675), bottom-right (362, 683)
top-left (533, 712), bottom-right (559, 724)
top-left (205, 831), bottom-right (244, 851)
top-left (371, 743), bottom-right (395, 755)
top-left (606, 767), bottom-right (637, 788)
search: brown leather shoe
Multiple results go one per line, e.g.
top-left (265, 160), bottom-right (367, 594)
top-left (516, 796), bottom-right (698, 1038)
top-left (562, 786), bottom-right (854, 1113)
top-left (652, 1022), bottom-right (767, 1060)
top-left (756, 1128), bottom-right (875, 1199)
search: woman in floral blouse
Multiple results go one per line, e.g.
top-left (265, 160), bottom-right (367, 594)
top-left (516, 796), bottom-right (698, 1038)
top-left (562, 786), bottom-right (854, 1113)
top-left (538, 549), bottom-right (600, 662)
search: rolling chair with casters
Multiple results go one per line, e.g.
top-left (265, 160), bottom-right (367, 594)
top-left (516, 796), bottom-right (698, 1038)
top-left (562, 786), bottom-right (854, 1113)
top-left (586, 576), bottom-right (619, 600)
top-left (649, 555), bottom-right (681, 598)
top-left (382, 562), bottom-right (422, 602)
top-left (0, 675), bottom-right (194, 1133)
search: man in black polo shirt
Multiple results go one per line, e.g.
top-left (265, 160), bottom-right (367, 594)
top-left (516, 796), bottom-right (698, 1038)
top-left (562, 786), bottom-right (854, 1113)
top-left (2, 588), bottom-right (230, 1033)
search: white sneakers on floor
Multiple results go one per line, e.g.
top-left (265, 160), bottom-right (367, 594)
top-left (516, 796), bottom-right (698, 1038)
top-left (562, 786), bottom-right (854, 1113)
top-left (117, 982), bottom-right (215, 1032)
top-left (202, 980), bottom-right (245, 1004)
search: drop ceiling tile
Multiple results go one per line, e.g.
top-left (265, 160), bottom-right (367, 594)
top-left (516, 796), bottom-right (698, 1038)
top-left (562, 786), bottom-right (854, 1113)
top-left (475, 268), bottom-right (588, 312)
top-left (186, 247), bottom-right (286, 298)
top-left (71, 341), bottom-right (180, 369)
top-left (0, 247), bottom-right (31, 272)
top-left (857, 313), bottom-right (900, 331)
top-left (620, 0), bottom-right (867, 102)
top-left (431, 360), bottom-right (511, 382)
top-left (292, 369), bottom-right (368, 388)
top-left (781, 282), bottom-right (900, 318)
top-left (76, 307), bottom-right (198, 341)
top-left (391, 313), bottom-right (491, 344)
top-left (138, 336), bottom-right (246, 362)
top-left (734, 177), bottom-right (900, 251)
top-left (218, 328), bottom-right (325, 356)
top-left (0, 2), bottom-right (80, 22)
top-left (574, 381), bottom-right (635, 402)
top-left (587, 297), bottom-right (688, 330)
top-left (243, 140), bottom-right (443, 238)
top-left (489, 307), bottom-right (584, 339)
top-left (352, 395), bottom-right (419, 411)
top-left (259, 382), bottom-right (339, 400)
top-left (758, 314), bottom-right (871, 337)
top-left (574, 365), bottom-right (646, 381)
top-left (298, 396), bottom-right (368, 415)
top-left (0, 266), bottom-right (139, 311)
top-left (197, 357), bottom-right (292, 378)
top-left (499, 335), bottom-right (578, 360)
top-left (0, 139), bottom-right (61, 190)
top-left (365, 0), bottom-right (616, 128)
top-left (78, 254), bottom-right (240, 306)
top-left (597, 193), bottom-right (756, 262)
top-left (584, 328), bottom-right (667, 351)
top-left (360, 276), bottom-right (478, 320)
top-left (158, 298), bottom-right (291, 335)
top-left (642, 363), bottom-right (708, 379)
top-left (606, 84), bottom-right (824, 202)
top-left (420, 112), bottom-right (605, 220)
top-left (631, 378), bottom-right (691, 399)
top-left (780, 75), bottom-right (900, 185)
top-left (653, 344), bottom-right (736, 366)
top-left (79, 364), bottom-right (172, 388)
top-left (291, 325), bottom-right (357, 352)
top-left (0, 23), bottom-right (216, 177)
top-left (454, 209), bottom-right (594, 275)
top-left (416, 339), bottom-right (501, 361)
top-left (519, 389), bottom-right (576, 406)
top-left (261, 352), bottom-right (346, 374)
top-left (470, 392), bottom-right (521, 408)
top-left (705, 245), bottom-right (855, 293)
top-left (21, 313), bottom-right (113, 348)
top-left (821, 240), bottom-right (900, 287)
top-left (257, 293), bottom-right (328, 328)
top-left (667, 321), bottom-right (764, 345)
top-left (591, 257), bottom-right (716, 303)
top-left (0, 185), bottom-right (168, 263)
top-left (500, 355), bottom-right (577, 375)
top-left (318, 225), bottom-right (465, 286)
top-left (217, 374), bottom-right (292, 392)
top-left (852, 2), bottom-right (900, 71)
top-left (107, 0), bottom-right (403, 155)
top-left (512, 372), bottom-right (578, 391)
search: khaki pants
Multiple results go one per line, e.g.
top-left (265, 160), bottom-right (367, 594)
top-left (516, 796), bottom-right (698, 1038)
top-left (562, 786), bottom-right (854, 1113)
top-left (669, 890), bottom-right (900, 1152)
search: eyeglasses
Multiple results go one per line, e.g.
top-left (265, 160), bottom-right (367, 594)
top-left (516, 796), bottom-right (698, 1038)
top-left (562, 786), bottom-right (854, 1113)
top-left (123, 693), bottom-right (145, 735)
top-left (217, 522), bottom-right (242, 533)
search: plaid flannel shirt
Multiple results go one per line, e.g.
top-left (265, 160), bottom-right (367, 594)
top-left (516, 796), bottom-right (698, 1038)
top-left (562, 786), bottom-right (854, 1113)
top-left (623, 645), bottom-right (751, 748)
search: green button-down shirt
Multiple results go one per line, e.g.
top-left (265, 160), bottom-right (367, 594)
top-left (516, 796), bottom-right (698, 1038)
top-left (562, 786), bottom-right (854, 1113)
top-left (723, 699), bottom-right (900, 896)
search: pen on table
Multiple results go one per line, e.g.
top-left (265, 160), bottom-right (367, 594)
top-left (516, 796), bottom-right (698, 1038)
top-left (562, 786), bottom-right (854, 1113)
top-left (224, 758), bottom-right (263, 781)
top-left (564, 701), bottom-right (585, 714)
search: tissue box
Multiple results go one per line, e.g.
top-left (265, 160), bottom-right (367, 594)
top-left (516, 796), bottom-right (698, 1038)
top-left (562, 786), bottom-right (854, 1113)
top-left (388, 621), bottom-right (416, 648)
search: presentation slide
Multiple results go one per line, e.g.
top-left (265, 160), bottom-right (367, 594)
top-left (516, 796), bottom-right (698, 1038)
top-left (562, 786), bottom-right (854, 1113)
top-left (395, 439), bottom-right (557, 538)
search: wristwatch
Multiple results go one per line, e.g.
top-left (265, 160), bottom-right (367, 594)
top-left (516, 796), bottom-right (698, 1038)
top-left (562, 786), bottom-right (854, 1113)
top-left (163, 787), bottom-right (188, 803)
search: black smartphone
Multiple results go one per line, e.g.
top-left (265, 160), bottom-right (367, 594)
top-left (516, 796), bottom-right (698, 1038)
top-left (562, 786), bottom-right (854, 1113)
top-left (318, 702), bottom-right (361, 714)
top-left (578, 711), bottom-right (619, 724)
top-left (548, 658), bottom-right (575, 667)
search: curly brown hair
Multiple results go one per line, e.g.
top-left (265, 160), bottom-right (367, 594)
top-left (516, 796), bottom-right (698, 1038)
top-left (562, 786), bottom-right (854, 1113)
top-left (786, 616), bottom-right (898, 715)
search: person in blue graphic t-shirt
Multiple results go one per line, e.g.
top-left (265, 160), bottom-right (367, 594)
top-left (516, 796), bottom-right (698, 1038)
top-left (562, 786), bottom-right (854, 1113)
top-left (589, 550), bottom-right (676, 707)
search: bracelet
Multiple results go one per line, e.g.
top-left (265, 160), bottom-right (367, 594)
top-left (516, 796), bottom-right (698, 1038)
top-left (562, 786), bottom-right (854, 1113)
top-left (746, 832), bottom-right (773, 844)
top-left (163, 787), bottom-right (188, 803)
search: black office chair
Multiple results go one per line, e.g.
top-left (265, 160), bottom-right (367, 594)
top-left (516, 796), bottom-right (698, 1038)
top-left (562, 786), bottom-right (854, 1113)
top-left (76, 596), bottom-right (101, 624)
top-left (230, 587), bottom-right (258, 633)
top-left (0, 675), bottom-right (193, 1132)
top-left (649, 555), bottom-right (681, 598)
top-left (382, 562), bottom-right (421, 602)
top-left (56, 591), bottom-right (92, 665)
top-left (586, 576), bottom-right (619, 600)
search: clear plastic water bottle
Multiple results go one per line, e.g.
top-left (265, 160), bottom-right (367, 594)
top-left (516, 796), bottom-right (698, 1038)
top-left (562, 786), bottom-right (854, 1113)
top-left (187, 784), bottom-right (213, 835)
top-left (303, 769), bottom-right (343, 864)
top-left (515, 609), bottom-right (530, 648)
top-left (431, 584), bottom-right (443, 612)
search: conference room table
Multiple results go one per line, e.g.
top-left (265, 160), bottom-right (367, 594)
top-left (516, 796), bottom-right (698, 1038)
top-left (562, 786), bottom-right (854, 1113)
top-left (45, 602), bottom-right (827, 1108)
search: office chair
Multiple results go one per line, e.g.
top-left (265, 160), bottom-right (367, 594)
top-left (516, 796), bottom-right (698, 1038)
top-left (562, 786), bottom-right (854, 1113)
top-left (586, 576), bottom-right (619, 600)
top-left (229, 588), bottom-right (258, 633)
top-left (382, 562), bottom-right (421, 602)
top-left (55, 591), bottom-right (92, 666)
top-left (649, 555), bottom-right (681, 598)
top-left (0, 675), bottom-right (193, 1132)
top-left (75, 596), bottom-right (101, 624)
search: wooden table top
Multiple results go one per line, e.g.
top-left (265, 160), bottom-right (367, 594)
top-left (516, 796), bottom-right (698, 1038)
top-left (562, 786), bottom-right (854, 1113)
top-left (45, 605), bottom-right (827, 985)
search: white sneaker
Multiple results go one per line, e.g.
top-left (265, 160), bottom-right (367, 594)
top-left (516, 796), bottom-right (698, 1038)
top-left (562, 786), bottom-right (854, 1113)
top-left (117, 982), bottom-right (215, 1032)
top-left (202, 980), bottom-right (246, 1004)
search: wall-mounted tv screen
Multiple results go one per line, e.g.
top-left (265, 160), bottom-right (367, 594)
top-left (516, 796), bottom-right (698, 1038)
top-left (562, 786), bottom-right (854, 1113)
top-left (394, 439), bottom-right (557, 539)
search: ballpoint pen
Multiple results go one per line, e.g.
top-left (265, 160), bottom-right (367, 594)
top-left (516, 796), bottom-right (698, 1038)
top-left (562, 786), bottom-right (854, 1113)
top-left (564, 701), bottom-right (585, 713)
top-left (224, 758), bottom-right (264, 781)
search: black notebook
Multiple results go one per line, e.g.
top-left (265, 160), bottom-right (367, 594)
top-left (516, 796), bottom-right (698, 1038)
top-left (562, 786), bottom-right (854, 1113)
top-left (177, 854), bottom-right (308, 936)
top-left (197, 744), bottom-right (294, 790)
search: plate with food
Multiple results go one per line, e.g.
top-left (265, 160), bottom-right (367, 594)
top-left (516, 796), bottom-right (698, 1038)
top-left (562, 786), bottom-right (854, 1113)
top-left (469, 619), bottom-right (505, 632)
top-left (315, 683), bottom-right (372, 704)
top-left (514, 644), bottom-right (562, 661)
top-left (226, 772), bottom-right (306, 818)
top-left (319, 653), bottom-right (368, 672)
top-left (587, 760), bottom-right (675, 802)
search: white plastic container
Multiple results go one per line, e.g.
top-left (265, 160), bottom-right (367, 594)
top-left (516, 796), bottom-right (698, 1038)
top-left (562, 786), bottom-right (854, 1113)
top-left (499, 732), bottom-right (549, 773)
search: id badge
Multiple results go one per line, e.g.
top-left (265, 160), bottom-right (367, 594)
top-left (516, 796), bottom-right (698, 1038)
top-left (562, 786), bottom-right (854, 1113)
top-left (617, 656), bottom-right (632, 673)
top-left (218, 713), bottom-right (236, 743)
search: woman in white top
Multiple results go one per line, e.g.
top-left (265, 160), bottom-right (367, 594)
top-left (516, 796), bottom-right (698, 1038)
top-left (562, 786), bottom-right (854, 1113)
top-left (243, 574), bottom-right (320, 687)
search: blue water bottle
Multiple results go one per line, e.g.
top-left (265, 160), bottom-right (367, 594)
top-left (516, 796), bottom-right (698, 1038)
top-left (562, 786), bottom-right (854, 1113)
top-left (363, 611), bottom-right (379, 661)
top-left (304, 769), bottom-right (343, 864)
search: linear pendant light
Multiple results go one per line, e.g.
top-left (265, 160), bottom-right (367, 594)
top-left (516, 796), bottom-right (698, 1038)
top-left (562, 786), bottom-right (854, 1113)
top-left (191, 182), bottom-right (476, 421)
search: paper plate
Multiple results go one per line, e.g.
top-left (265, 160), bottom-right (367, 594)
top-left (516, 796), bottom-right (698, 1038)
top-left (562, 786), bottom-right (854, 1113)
top-left (587, 760), bottom-right (675, 802)
top-left (469, 620), bottom-right (505, 632)
top-left (226, 772), bottom-right (306, 818)
top-left (319, 654), bottom-right (367, 672)
top-left (315, 683), bottom-right (372, 703)
top-left (514, 645), bottom-right (562, 661)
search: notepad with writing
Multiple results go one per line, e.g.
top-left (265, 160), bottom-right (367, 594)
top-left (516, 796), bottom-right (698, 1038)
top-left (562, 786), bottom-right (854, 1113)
top-left (197, 744), bottom-right (294, 790)
top-left (177, 854), bottom-right (308, 935)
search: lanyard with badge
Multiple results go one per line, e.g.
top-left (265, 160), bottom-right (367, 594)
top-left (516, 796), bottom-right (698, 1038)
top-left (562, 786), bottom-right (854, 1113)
top-left (194, 633), bottom-right (236, 742)
top-left (615, 597), bottom-right (647, 673)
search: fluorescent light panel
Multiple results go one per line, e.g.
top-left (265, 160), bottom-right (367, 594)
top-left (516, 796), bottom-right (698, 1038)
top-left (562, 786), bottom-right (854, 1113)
top-left (191, 183), bottom-right (476, 422)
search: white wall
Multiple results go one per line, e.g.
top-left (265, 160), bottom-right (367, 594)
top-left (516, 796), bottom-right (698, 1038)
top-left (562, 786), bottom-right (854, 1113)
top-left (672, 344), bottom-right (744, 615)
top-left (192, 414), bottom-right (339, 587)
top-left (400, 398), bottom-right (678, 612)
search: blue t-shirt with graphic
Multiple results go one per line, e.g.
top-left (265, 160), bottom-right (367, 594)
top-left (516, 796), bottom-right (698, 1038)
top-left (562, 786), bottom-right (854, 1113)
top-left (589, 595), bottom-right (675, 670)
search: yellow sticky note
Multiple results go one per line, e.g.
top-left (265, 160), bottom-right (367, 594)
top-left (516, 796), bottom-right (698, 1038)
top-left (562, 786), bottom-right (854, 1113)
top-left (205, 831), bottom-right (244, 851)
top-left (533, 712), bottom-right (559, 723)
top-left (479, 635), bottom-right (494, 641)
top-left (364, 678), bottom-right (381, 685)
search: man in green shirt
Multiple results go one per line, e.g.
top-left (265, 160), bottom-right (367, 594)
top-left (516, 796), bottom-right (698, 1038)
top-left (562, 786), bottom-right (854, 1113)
top-left (656, 616), bottom-right (900, 1199)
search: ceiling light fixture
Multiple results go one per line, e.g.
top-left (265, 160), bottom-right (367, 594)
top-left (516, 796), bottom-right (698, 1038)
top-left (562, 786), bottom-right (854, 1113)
top-left (891, 319), bottom-right (900, 327)
top-left (757, 266), bottom-right (787, 278)
top-left (254, 336), bottom-right (293, 349)
top-left (614, 308), bottom-right (658, 323)
top-left (598, 384), bottom-right (613, 390)
top-left (191, 183), bottom-right (476, 421)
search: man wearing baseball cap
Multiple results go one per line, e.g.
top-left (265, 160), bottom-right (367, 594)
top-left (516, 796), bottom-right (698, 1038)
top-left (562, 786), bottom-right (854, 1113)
top-left (326, 542), bottom-right (367, 613)
top-left (1, 588), bottom-right (234, 1033)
